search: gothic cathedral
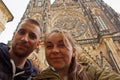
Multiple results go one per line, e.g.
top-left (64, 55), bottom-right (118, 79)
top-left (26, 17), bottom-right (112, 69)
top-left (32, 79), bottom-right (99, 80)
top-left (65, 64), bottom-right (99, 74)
top-left (19, 0), bottom-right (120, 73)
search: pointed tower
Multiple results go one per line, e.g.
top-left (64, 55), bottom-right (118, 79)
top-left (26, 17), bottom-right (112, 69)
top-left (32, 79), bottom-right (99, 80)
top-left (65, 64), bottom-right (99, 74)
top-left (21, 0), bottom-right (51, 34)
top-left (19, 0), bottom-right (120, 73)
top-left (42, 0), bottom-right (51, 33)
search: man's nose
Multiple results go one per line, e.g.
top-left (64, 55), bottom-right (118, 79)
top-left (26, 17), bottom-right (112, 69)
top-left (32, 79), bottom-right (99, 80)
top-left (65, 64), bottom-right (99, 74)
top-left (21, 34), bottom-right (29, 42)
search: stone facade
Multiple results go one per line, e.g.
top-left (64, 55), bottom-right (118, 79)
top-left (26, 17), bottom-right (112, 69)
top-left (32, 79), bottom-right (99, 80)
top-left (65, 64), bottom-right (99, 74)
top-left (0, 0), bottom-right (13, 34)
top-left (20, 0), bottom-right (120, 73)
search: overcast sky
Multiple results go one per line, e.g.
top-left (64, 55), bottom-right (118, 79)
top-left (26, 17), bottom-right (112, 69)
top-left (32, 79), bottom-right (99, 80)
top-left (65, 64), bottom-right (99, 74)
top-left (0, 0), bottom-right (120, 44)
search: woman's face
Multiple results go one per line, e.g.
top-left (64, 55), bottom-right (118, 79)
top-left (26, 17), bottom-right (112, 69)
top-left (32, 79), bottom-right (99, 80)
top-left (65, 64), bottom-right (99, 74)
top-left (45, 32), bottom-right (75, 71)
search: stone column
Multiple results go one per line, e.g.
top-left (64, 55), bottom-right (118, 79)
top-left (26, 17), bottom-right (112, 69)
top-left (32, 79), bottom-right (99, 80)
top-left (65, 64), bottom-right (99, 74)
top-left (102, 35), bottom-right (120, 73)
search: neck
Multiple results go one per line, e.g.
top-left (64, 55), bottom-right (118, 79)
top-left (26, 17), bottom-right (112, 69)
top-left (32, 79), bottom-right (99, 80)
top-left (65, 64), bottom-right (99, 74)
top-left (15, 58), bottom-right (26, 69)
top-left (9, 50), bottom-right (26, 69)
top-left (56, 67), bottom-right (69, 80)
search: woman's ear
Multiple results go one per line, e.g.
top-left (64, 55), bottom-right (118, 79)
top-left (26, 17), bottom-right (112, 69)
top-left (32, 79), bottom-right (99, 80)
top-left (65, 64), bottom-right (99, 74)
top-left (72, 48), bottom-right (76, 57)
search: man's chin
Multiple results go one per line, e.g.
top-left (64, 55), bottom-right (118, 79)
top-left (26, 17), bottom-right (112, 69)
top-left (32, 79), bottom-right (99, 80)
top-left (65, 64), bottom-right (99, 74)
top-left (14, 50), bottom-right (28, 57)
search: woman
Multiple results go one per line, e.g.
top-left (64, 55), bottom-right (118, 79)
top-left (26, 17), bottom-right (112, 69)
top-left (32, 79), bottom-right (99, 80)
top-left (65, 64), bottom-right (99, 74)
top-left (33, 28), bottom-right (120, 80)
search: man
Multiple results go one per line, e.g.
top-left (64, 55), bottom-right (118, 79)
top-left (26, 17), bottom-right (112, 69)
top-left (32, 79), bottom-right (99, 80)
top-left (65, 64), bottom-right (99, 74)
top-left (0, 18), bottom-right (41, 80)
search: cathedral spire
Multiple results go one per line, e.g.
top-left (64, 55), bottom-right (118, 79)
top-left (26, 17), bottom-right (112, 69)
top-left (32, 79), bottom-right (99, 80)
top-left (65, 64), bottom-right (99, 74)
top-left (21, 0), bottom-right (43, 19)
top-left (53, 0), bottom-right (79, 4)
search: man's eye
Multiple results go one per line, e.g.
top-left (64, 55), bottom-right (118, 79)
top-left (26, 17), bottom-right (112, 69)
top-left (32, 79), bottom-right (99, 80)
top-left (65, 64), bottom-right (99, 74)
top-left (18, 29), bottom-right (25, 35)
top-left (46, 45), bottom-right (52, 48)
top-left (46, 45), bottom-right (53, 49)
top-left (29, 33), bottom-right (36, 40)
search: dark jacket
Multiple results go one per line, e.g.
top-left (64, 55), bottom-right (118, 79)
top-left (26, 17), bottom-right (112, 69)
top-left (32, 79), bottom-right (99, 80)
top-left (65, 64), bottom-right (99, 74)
top-left (0, 43), bottom-right (40, 80)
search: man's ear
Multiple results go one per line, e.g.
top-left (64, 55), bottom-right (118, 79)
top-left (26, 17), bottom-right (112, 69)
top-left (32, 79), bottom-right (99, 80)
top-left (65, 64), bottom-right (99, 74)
top-left (36, 40), bottom-right (41, 49)
top-left (12, 32), bottom-right (16, 40)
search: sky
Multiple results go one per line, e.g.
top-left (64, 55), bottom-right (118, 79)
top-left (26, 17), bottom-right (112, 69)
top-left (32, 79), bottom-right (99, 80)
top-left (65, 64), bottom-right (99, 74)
top-left (0, 0), bottom-right (120, 44)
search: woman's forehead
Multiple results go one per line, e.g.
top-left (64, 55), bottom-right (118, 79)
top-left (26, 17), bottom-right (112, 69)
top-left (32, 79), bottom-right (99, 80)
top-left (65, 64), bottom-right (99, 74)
top-left (46, 32), bottom-right (63, 40)
top-left (46, 32), bottom-right (71, 44)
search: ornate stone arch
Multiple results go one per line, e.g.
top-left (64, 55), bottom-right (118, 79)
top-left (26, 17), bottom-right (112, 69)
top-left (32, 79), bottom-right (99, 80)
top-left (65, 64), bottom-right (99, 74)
top-left (50, 10), bottom-right (88, 38)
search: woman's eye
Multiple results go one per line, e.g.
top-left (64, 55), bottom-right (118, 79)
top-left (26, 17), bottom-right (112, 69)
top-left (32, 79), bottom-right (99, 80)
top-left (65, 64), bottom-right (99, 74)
top-left (46, 45), bottom-right (53, 49)
top-left (58, 43), bottom-right (65, 48)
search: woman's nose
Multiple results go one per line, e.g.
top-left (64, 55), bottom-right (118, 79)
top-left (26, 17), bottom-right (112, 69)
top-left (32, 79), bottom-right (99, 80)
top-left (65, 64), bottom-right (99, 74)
top-left (52, 46), bottom-right (59, 53)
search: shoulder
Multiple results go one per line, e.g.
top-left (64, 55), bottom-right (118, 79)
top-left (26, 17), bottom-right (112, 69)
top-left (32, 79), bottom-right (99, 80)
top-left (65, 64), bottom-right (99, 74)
top-left (33, 68), bottom-right (60, 80)
top-left (25, 59), bottom-right (40, 76)
top-left (0, 43), bottom-right (8, 49)
top-left (0, 43), bottom-right (9, 59)
top-left (40, 67), bottom-right (58, 76)
top-left (0, 43), bottom-right (6, 46)
top-left (0, 43), bottom-right (9, 53)
top-left (79, 63), bottom-right (120, 80)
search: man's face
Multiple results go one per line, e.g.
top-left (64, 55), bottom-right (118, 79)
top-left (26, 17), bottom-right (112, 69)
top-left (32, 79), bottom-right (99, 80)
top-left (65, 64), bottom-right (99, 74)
top-left (11, 21), bottom-right (40, 58)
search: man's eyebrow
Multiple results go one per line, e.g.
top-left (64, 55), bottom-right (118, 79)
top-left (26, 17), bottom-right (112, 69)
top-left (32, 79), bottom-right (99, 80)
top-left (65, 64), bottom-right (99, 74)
top-left (46, 41), bottom-right (52, 44)
top-left (58, 40), bottom-right (63, 43)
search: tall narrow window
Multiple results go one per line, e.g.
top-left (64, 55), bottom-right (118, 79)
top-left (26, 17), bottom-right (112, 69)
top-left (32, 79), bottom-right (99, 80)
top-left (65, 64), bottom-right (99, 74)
top-left (96, 16), bottom-right (108, 31)
top-left (38, 0), bottom-right (42, 6)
